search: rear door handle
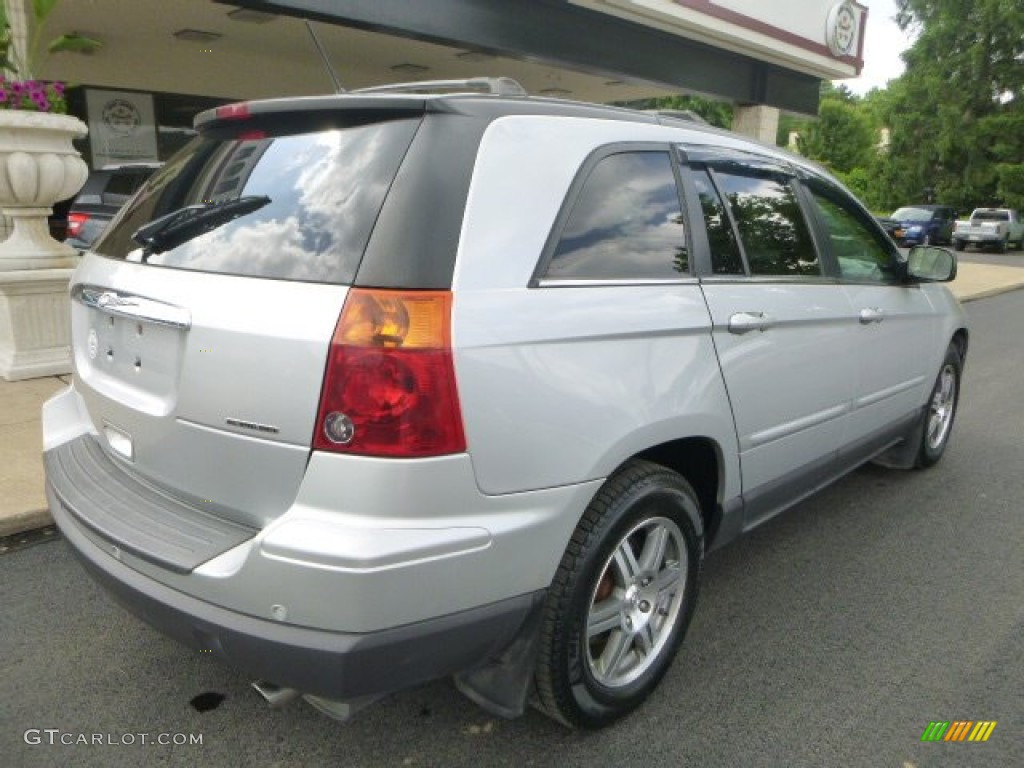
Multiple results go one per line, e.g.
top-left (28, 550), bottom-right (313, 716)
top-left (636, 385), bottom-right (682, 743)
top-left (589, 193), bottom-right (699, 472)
top-left (728, 312), bottom-right (771, 334)
top-left (859, 307), bottom-right (885, 324)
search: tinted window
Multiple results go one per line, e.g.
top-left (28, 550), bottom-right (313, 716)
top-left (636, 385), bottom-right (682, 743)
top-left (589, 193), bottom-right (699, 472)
top-left (692, 170), bottom-right (743, 274)
top-left (94, 118), bottom-right (420, 284)
top-left (891, 207), bottom-right (933, 222)
top-left (807, 182), bottom-right (897, 282)
top-left (545, 151), bottom-right (688, 280)
top-left (714, 171), bottom-right (820, 276)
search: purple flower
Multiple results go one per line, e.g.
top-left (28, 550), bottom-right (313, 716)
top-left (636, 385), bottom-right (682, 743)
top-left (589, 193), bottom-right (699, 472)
top-left (0, 89), bottom-right (6, 103)
top-left (52, 82), bottom-right (65, 94)
top-left (11, 81), bottom-right (24, 94)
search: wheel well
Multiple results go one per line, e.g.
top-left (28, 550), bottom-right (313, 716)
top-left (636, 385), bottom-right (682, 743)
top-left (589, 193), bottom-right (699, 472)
top-left (952, 329), bottom-right (968, 364)
top-left (634, 437), bottom-right (720, 543)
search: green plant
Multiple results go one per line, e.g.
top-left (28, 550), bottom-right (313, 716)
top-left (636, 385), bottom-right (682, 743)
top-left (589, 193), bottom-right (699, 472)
top-left (0, 0), bottom-right (100, 113)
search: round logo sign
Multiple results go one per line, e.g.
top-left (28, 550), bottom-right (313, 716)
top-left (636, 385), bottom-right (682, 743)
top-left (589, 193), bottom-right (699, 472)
top-left (826, 1), bottom-right (858, 58)
top-left (101, 98), bottom-right (142, 136)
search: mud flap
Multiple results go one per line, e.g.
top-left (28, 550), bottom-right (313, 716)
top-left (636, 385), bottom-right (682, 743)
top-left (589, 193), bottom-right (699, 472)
top-left (454, 591), bottom-right (546, 719)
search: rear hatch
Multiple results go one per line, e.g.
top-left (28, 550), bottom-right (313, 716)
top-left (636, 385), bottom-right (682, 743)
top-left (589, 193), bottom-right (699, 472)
top-left (71, 101), bottom-right (424, 528)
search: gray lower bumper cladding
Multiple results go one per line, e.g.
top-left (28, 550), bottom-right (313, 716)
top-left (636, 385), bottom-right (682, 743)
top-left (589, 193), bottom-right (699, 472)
top-left (46, 435), bottom-right (546, 712)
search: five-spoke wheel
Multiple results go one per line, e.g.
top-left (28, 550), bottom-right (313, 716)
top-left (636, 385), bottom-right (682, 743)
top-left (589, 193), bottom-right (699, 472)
top-left (534, 460), bottom-right (703, 728)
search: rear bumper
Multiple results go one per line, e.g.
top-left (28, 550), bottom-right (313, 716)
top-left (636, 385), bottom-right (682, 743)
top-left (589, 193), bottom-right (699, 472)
top-left (53, 489), bottom-right (542, 700)
top-left (954, 232), bottom-right (1002, 243)
top-left (43, 384), bottom-right (594, 700)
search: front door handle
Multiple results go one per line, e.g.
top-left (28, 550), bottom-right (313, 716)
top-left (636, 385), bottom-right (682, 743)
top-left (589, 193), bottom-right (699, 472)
top-left (728, 312), bottom-right (771, 334)
top-left (859, 307), bottom-right (885, 324)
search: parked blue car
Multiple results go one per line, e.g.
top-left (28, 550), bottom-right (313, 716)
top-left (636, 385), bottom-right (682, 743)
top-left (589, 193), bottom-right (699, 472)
top-left (889, 204), bottom-right (957, 246)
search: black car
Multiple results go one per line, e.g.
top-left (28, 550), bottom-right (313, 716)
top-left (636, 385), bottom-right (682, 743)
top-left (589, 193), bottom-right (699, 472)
top-left (65, 163), bottom-right (161, 250)
top-left (875, 216), bottom-right (905, 243)
top-left (888, 204), bottom-right (957, 247)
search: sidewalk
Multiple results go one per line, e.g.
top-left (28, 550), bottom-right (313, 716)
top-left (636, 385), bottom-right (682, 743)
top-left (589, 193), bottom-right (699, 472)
top-left (3, 261), bottom-right (1024, 539)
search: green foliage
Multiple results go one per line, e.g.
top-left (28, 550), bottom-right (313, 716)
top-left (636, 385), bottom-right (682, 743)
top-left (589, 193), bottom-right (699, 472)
top-left (0, 0), bottom-right (101, 81)
top-left (883, 0), bottom-right (1024, 210)
top-left (797, 98), bottom-right (874, 174)
top-left (617, 93), bottom-right (734, 129)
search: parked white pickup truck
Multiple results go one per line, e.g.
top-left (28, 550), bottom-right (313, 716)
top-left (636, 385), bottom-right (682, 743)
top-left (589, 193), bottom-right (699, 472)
top-left (953, 208), bottom-right (1024, 252)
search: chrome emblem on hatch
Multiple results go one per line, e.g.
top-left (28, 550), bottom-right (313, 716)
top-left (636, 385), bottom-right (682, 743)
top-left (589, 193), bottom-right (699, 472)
top-left (87, 328), bottom-right (98, 360)
top-left (226, 418), bottom-right (280, 435)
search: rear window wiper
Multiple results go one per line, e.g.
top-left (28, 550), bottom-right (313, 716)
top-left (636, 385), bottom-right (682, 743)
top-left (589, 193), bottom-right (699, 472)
top-left (132, 195), bottom-right (271, 259)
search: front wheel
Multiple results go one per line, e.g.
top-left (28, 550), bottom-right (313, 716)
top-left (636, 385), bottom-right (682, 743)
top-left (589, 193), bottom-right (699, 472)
top-left (533, 460), bottom-right (703, 729)
top-left (915, 344), bottom-right (962, 468)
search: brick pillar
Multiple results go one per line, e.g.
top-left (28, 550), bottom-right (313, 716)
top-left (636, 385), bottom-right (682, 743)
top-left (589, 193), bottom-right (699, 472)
top-left (731, 104), bottom-right (780, 145)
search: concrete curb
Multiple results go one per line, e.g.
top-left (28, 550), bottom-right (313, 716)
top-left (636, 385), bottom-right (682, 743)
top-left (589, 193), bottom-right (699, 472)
top-left (0, 508), bottom-right (53, 539)
top-left (957, 282), bottom-right (1024, 302)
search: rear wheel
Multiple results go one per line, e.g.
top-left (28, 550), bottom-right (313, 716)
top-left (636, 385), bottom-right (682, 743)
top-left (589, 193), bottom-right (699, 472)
top-left (995, 237), bottom-right (1007, 254)
top-left (953, 240), bottom-right (965, 251)
top-left (915, 344), bottom-right (962, 468)
top-left (534, 460), bottom-right (703, 729)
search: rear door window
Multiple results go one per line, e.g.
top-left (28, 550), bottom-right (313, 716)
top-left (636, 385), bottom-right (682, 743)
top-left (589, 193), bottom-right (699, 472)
top-left (712, 169), bottom-right (820, 277)
top-left (94, 117), bottom-right (421, 284)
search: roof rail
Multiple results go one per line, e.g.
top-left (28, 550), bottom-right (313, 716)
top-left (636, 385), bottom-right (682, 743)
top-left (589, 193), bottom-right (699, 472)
top-left (353, 77), bottom-right (528, 97)
top-left (649, 109), bottom-right (710, 125)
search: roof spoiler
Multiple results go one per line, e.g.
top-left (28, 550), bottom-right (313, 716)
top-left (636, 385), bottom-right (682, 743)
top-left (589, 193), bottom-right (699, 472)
top-left (353, 77), bottom-right (527, 97)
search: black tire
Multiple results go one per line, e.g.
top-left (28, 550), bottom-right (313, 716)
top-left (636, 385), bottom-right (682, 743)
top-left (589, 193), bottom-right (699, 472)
top-left (915, 344), bottom-right (962, 468)
top-left (953, 240), bottom-right (965, 252)
top-left (533, 460), bottom-right (703, 729)
top-left (995, 237), bottom-right (1007, 254)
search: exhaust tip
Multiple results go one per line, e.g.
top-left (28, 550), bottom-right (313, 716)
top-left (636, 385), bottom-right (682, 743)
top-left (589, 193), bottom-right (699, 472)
top-left (251, 680), bottom-right (301, 708)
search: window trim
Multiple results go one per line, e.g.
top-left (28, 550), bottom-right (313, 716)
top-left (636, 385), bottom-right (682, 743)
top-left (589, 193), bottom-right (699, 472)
top-left (685, 155), bottom-right (827, 281)
top-left (530, 142), bottom-right (693, 288)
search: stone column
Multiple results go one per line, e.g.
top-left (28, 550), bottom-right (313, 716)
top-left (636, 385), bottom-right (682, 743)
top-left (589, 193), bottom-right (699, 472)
top-left (731, 104), bottom-right (781, 145)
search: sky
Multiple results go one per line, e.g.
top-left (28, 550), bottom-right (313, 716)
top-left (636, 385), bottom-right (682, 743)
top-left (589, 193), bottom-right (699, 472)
top-left (836, 0), bottom-right (917, 95)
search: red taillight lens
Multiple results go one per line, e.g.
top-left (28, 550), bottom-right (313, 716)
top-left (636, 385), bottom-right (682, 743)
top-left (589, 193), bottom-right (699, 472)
top-left (313, 289), bottom-right (466, 458)
top-left (67, 212), bottom-right (88, 238)
top-left (215, 102), bottom-right (250, 120)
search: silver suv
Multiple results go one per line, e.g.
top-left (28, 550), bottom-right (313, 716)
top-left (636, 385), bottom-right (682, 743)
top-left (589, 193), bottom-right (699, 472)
top-left (44, 79), bottom-right (967, 729)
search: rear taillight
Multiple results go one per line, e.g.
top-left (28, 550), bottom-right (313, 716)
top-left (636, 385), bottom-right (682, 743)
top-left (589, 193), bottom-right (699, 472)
top-left (313, 289), bottom-right (466, 458)
top-left (67, 212), bottom-right (88, 238)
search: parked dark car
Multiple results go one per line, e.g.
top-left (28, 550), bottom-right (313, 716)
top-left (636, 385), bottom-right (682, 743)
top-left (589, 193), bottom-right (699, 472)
top-left (875, 216), bottom-right (905, 243)
top-left (889, 204), bottom-right (957, 247)
top-left (65, 163), bottom-right (161, 250)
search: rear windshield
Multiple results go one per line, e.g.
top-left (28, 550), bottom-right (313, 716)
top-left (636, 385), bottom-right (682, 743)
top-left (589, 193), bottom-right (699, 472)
top-left (93, 116), bottom-right (421, 284)
top-left (972, 210), bottom-right (1009, 221)
top-left (891, 207), bottom-right (933, 222)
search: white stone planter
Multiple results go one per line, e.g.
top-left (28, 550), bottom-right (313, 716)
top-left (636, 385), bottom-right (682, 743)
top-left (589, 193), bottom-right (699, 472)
top-left (0, 110), bottom-right (89, 379)
top-left (0, 110), bottom-right (88, 270)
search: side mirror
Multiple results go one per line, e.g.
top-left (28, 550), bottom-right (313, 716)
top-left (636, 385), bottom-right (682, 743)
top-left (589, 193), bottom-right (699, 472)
top-left (906, 245), bottom-right (956, 283)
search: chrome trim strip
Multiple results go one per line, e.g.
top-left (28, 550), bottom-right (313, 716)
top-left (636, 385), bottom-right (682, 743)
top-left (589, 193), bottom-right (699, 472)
top-left (854, 376), bottom-right (927, 409)
top-left (535, 277), bottom-right (699, 288)
top-left (73, 285), bottom-right (191, 330)
top-left (745, 402), bottom-right (851, 449)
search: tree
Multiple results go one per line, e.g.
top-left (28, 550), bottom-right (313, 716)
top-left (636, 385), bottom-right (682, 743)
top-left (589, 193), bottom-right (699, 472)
top-left (885, 0), bottom-right (1024, 210)
top-left (796, 97), bottom-right (874, 174)
top-left (618, 93), bottom-right (734, 129)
